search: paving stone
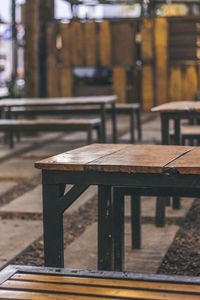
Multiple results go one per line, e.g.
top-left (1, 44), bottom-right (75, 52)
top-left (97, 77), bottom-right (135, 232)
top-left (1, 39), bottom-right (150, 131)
top-left (0, 158), bottom-right (40, 181)
top-left (64, 222), bottom-right (178, 273)
top-left (125, 196), bottom-right (194, 218)
top-left (0, 219), bottom-right (42, 268)
top-left (0, 185), bottom-right (43, 214)
top-left (0, 182), bottom-right (17, 197)
top-left (0, 185), bottom-right (97, 215)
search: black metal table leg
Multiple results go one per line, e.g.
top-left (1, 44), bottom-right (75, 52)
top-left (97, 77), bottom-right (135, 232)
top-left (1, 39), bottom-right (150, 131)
top-left (111, 103), bottom-right (117, 143)
top-left (155, 197), bottom-right (166, 227)
top-left (161, 113), bottom-right (171, 206)
top-left (130, 110), bottom-right (135, 144)
top-left (174, 119), bottom-right (181, 145)
top-left (136, 107), bottom-right (142, 141)
top-left (161, 113), bottom-right (170, 145)
top-left (113, 188), bottom-right (124, 271)
top-left (98, 185), bottom-right (114, 271)
top-left (173, 118), bottom-right (181, 209)
top-left (43, 183), bottom-right (64, 268)
top-left (131, 194), bottom-right (141, 249)
top-left (101, 104), bottom-right (106, 143)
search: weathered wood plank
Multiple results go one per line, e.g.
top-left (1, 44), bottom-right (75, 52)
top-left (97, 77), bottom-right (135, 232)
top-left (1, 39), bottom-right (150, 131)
top-left (12, 273), bottom-right (200, 293)
top-left (60, 68), bottom-right (73, 97)
top-left (24, 0), bottom-right (40, 97)
top-left (111, 22), bottom-right (136, 66)
top-left (141, 18), bottom-right (153, 61)
top-left (99, 21), bottom-right (112, 66)
top-left (183, 65), bottom-right (198, 100)
top-left (113, 67), bottom-right (127, 103)
top-left (154, 18), bottom-right (168, 105)
top-left (141, 65), bottom-right (154, 110)
top-left (46, 23), bottom-right (59, 97)
top-left (85, 21), bottom-right (97, 66)
top-left (59, 23), bottom-right (71, 68)
top-left (169, 66), bottom-right (182, 101)
top-left (70, 21), bottom-right (84, 66)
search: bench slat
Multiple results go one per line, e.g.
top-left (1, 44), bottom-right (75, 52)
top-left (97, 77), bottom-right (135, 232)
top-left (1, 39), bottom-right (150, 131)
top-left (1, 279), bottom-right (200, 299)
top-left (12, 273), bottom-right (200, 293)
top-left (0, 290), bottom-right (124, 300)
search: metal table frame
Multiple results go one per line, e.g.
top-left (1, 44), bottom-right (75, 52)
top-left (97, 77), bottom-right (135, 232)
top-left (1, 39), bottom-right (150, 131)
top-left (41, 169), bottom-right (200, 271)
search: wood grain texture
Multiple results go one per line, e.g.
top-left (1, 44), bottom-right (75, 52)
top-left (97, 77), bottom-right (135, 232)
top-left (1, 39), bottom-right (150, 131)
top-left (46, 23), bottom-right (59, 97)
top-left (60, 68), bottom-right (73, 97)
top-left (113, 67), bottom-right (126, 103)
top-left (24, 0), bottom-right (40, 97)
top-left (70, 22), bottom-right (84, 66)
top-left (35, 144), bottom-right (195, 174)
top-left (167, 147), bottom-right (200, 174)
top-left (11, 273), bottom-right (200, 293)
top-left (1, 266), bottom-right (200, 299)
top-left (154, 18), bottom-right (168, 105)
top-left (85, 22), bottom-right (97, 66)
top-left (99, 21), bottom-right (112, 66)
top-left (141, 18), bottom-right (153, 61)
top-left (1, 270), bottom-right (200, 299)
top-left (183, 65), bottom-right (198, 100)
top-left (59, 23), bottom-right (71, 68)
top-left (142, 65), bottom-right (154, 110)
top-left (169, 66), bottom-right (182, 101)
top-left (111, 22), bottom-right (136, 66)
top-left (1, 279), bottom-right (200, 299)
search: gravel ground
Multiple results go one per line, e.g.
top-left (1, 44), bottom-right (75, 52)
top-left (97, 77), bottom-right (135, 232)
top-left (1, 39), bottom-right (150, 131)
top-left (158, 198), bottom-right (200, 276)
top-left (7, 194), bottom-right (200, 276)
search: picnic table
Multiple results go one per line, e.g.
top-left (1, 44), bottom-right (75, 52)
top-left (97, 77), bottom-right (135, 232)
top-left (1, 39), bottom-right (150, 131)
top-left (1, 264), bottom-right (200, 299)
top-left (35, 144), bottom-right (200, 272)
top-left (151, 101), bottom-right (200, 145)
top-left (0, 95), bottom-right (117, 143)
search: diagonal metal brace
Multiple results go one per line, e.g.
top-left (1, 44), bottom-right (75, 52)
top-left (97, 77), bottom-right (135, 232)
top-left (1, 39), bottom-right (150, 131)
top-left (57, 184), bottom-right (89, 214)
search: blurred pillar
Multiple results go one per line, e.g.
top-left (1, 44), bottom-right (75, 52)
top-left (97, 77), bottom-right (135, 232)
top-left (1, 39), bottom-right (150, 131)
top-left (38, 0), bottom-right (54, 97)
top-left (9, 0), bottom-right (19, 97)
top-left (24, 0), bottom-right (54, 97)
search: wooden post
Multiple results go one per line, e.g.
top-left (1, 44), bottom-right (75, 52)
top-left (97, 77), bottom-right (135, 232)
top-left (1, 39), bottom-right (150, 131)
top-left (24, 0), bottom-right (54, 97)
top-left (24, 0), bottom-right (40, 97)
top-left (38, 0), bottom-right (54, 97)
top-left (46, 23), bottom-right (59, 97)
top-left (70, 21), bottom-right (84, 66)
top-left (154, 18), bottom-right (168, 105)
top-left (99, 21), bottom-right (112, 67)
top-left (85, 21), bottom-right (97, 66)
top-left (141, 18), bottom-right (154, 110)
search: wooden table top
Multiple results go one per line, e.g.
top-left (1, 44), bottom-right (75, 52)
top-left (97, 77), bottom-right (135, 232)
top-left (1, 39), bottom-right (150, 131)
top-left (151, 101), bottom-right (200, 113)
top-left (0, 95), bottom-right (117, 108)
top-left (35, 144), bottom-right (200, 175)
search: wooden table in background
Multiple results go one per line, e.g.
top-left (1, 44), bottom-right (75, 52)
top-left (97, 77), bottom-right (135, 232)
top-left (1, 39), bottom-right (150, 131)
top-left (151, 101), bottom-right (200, 145)
top-left (35, 144), bottom-right (200, 271)
top-left (0, 95), bottom-right (117, 143)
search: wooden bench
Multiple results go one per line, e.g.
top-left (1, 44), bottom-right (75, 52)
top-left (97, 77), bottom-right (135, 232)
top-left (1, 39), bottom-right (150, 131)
top-left (0, 118), bottom-right (102, 148)
top-left (1, 265), bottom-right (200, 299)
top-left (170, 125), bottom-right (200, 145)
top-left (9, 103), bottom-right (142, 143)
